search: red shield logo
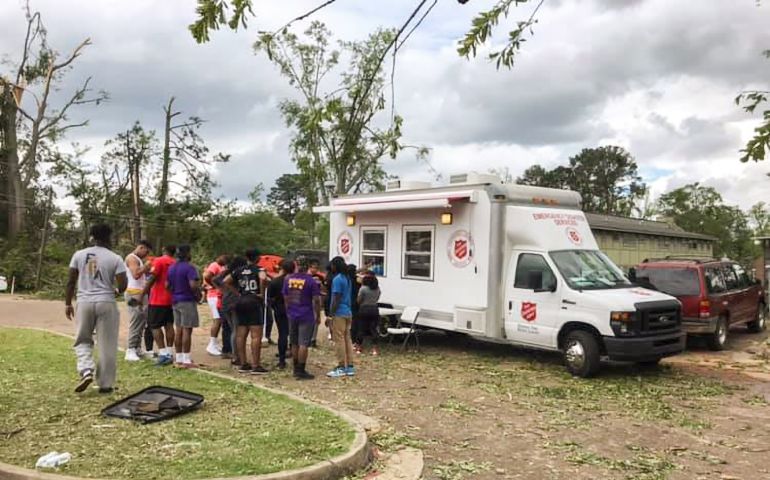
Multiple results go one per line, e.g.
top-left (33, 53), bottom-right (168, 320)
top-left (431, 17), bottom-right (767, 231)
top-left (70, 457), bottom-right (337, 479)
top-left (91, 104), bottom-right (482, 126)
top-left (340, 238), bottom-right (350, 255)
top-left (454, 239), bottom-right (468, 260)
top-left (521, 302), bottom-right (537, 322)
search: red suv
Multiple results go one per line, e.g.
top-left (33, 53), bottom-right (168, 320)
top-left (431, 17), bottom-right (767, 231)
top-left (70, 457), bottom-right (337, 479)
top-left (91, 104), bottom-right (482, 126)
top-left (632, 258), bottom-right (767, 350)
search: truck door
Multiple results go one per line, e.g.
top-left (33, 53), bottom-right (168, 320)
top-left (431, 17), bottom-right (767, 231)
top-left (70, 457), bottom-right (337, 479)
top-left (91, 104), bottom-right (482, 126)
top-left (504, 251), bottom-right (562, 348)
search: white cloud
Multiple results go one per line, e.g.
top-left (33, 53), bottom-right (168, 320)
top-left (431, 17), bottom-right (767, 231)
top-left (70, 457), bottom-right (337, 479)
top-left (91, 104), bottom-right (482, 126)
top-left (1, 0), bottom-right (768, 210)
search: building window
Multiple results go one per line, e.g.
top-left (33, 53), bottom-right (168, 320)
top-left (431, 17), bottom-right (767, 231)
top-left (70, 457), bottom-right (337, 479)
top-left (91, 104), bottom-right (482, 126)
top-left (690, 242), bottom-right (698, 250)
top-left (402, 226), bottom-right (434, 280)
top-left (361, 227), bottom-right (386, 276)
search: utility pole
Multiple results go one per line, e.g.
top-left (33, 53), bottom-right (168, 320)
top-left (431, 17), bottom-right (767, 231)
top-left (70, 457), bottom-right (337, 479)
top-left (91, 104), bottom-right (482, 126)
top-left (34, 187), bottom-right (53, 291)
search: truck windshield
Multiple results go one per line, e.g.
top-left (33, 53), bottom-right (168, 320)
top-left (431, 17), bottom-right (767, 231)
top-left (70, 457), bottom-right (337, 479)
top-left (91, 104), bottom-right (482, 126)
top-left (550, 250), bottom-right (632, 290)
top-left (634, 268), bottom-right (701, 296)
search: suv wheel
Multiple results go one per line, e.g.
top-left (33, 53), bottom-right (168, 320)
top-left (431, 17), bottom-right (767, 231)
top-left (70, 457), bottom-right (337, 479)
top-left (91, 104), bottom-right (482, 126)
top-left (563, 330), bottom-right (601, 378)
top-left (748, 304), bottom-right (767, 333)
top-left (707, 317), bottom-right (728, 351)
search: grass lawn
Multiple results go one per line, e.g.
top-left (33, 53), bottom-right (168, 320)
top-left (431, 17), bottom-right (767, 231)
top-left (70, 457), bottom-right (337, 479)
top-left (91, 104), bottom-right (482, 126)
top-left (0, 327), bottom-right (355, 479)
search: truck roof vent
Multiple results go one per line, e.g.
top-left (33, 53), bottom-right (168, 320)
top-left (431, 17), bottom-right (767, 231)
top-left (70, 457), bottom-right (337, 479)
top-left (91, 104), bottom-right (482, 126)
top-left (450, 172), bottom-right (502, 185)
top-left (386, 179), bottom-right (432, 191)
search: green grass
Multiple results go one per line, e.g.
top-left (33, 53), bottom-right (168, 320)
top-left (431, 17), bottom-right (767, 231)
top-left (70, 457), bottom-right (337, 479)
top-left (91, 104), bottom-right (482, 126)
top-left (0, 327), bottom-right (355, 479)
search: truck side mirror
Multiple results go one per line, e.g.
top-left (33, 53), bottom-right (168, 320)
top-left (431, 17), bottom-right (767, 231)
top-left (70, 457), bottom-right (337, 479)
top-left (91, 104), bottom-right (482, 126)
top-left (628, 268), bottom-right (637, 282)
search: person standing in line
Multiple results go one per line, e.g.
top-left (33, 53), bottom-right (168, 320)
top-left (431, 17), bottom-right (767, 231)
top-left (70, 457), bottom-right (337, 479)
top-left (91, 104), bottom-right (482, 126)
top-left (142, 245), bottom-right (177, 366)
top-left (214, 256), bottom-right (246, 364)
top-left (124, 240), bottom-right (153, 362)
top-left (283, 257), bottom-right (321, 380)
top-left (166, 245), bottom-right (201, 368)
top-left (357, 274), bottom-right (382, 356)
top-left (327, 256), bottom-right (355, 378)
top-left (267, 261), bottom-right (291, 369)
top-left (347, 264), bottom-right (361, 353)
top-left (308, 259), bottom-right (324, 348)
top-left (225, 249), bottom-right (269, 375)
top-left (203, 254), bottom-right (228, 356)
top-left (65, 224), bottom-right (128, 394)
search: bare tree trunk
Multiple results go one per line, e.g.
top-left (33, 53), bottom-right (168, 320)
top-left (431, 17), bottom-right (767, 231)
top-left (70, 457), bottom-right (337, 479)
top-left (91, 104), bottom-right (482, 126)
top-left (34, 187), bottom-right (53, 290)
top-left (156, 97), bottom-right (175, 248)
top-left (1, 86), bottom-right (24, 239)
top-left (127, 129), bottom-right (142, 243)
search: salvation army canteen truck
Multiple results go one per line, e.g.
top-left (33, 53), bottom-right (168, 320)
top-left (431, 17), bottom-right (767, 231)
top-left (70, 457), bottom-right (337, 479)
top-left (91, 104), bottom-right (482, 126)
top-left (315, 172), bottom-right (686, 377)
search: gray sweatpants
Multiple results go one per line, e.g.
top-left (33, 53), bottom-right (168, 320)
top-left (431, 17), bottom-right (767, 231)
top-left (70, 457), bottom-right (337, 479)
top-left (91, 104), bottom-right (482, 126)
top-left (73, 302), bottom-right (120, 389)
top-left (125, 292), bottom-right (147, 350)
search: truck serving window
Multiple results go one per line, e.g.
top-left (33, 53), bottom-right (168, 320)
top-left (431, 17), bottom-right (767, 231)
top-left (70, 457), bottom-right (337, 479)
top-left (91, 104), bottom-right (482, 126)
top-left (635, 268), bottom-right (700, 296)
top-left (550, 250), bottom-right (631, 290)
top-left (403, 226), bottom-right (434, 280)
top-left (362, 228), bottom-right (386, 276)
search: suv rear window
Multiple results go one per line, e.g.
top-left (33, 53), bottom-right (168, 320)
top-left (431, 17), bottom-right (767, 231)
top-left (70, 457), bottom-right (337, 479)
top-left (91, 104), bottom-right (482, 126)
top-left (635, 268), bottom-right (701, 296)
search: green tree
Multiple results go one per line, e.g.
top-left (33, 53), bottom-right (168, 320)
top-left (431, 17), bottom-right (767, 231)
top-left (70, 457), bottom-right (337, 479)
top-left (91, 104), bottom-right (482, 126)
top-left (188, 0), bottom-right (544, 70)
top-left (736, 50), bottom-right (770, 162)
top-left (656, 183), bottom-right (758, 264)
top-left (516, 146), bottom-right (647, 216)
top-left (101, 122), bottom-right (158, 243)
top-left (255, 22), bottom-right (407, 203)
top-left (516, 164), bottom-right (571, 189)
top-left (749, 201), bottom-right (770, 235)
top-left (267, 173), bottom-right (309, 224)
top-left (0, 5), bottom-right (106, 239)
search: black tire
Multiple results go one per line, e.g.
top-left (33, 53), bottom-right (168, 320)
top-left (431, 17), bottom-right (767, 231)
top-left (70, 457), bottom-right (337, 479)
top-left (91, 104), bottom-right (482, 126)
top-left (563, 330), bottom-right (601, 378)
top-left (707, 317), bottom-right (728, 351)
top-left (748, 304), bottom-right (767, 333)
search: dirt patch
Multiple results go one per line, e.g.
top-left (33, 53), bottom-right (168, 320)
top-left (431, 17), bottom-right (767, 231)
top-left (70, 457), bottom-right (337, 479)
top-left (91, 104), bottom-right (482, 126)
top-left (3, 295), bottom-right (770, 480)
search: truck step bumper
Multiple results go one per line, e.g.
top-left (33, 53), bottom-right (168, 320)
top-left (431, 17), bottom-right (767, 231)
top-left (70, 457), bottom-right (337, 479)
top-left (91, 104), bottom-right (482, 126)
top-left (603, 331), bottom-right (686, 362)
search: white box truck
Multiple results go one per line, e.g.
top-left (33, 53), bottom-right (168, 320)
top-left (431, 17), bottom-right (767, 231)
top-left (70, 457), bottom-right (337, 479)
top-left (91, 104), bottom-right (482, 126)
top-left (315, 172), bottom-right (686, 377)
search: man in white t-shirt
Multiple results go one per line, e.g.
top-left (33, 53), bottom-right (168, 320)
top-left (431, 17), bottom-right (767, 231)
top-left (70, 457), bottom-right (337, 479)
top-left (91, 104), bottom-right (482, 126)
top-left (124, 240), bottom-right (153, 361)
top-left (65, 224), bottom-right (128, 394)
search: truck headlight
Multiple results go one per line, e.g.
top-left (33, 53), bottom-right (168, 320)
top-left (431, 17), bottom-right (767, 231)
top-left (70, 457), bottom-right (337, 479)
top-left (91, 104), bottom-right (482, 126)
top-left (610, 311), bottom-right (636, 336)
top-left (610, 311), bottom-right (634, 322)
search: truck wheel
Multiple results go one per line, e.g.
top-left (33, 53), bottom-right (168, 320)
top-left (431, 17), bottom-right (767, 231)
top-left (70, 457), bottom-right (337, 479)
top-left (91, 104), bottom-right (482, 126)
top-left (563, 330), bottom-right (601, 378)
top-left (706, 317), bottom-right (728, 351)
top-left (748, 304), bottom-right (767, 333)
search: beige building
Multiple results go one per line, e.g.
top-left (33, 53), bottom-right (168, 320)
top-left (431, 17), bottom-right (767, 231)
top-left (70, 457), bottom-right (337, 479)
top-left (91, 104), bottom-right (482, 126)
top-left (586, 213), bottom-right (717, 271)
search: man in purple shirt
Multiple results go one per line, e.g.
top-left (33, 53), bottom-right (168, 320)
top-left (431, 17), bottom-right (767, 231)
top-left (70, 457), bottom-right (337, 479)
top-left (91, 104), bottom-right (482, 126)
top-left (283, 256), bottom-right (321, 380)
top-left (166, 245), bottom-right (201, 368)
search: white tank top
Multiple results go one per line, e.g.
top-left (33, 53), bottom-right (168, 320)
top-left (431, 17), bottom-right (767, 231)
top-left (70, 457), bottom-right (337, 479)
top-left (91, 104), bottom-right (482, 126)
top-left (125, 253), bottom-right (146, 293)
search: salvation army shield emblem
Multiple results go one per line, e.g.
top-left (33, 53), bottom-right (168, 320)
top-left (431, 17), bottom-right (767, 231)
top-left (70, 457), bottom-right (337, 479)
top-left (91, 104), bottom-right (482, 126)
top-left (336, 231), bottom-right (353, 260)
top-left (521, 302), bottom-right (537, 322)
top-left (447, 230), bottom-right (473, 268)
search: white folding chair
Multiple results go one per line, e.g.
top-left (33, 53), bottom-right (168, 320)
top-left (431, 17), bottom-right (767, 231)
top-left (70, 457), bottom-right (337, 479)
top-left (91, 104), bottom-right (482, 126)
top-left (387, 306), bottom-right (421, 351)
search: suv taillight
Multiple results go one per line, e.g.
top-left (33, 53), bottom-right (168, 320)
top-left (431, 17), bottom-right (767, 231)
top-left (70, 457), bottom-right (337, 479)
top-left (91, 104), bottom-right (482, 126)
top-left (699, 299), bottom-right (711, 319)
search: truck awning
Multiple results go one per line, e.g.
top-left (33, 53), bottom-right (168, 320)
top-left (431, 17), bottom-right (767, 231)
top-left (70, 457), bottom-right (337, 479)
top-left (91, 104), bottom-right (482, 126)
top-left (312, 189), bottom-right (477, 213)
top-left (313, 198), bottom-right (450, 213)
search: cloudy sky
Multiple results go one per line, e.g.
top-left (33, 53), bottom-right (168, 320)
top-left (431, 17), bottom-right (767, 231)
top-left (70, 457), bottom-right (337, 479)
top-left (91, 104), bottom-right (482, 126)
top-left (1, 0), bottom-right (769, 211)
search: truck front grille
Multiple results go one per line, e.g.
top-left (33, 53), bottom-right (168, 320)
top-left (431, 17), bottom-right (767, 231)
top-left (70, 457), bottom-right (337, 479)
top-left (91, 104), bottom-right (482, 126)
top-left (635, 300), bottom-right (682, 336)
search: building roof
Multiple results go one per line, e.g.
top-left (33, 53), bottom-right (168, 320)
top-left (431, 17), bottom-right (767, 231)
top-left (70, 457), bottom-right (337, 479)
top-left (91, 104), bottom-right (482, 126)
top-left (585, 213), bottom-right (718, 242)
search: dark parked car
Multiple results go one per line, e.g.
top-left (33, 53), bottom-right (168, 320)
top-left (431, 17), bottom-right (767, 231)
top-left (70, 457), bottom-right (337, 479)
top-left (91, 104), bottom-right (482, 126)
top-left (632, 258), bottom-right (767, 350)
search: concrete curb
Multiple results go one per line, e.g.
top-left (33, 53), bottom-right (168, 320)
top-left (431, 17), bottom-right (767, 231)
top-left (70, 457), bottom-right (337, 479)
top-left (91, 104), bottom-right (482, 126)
top-left (0, 327), bottom-right (371, 480)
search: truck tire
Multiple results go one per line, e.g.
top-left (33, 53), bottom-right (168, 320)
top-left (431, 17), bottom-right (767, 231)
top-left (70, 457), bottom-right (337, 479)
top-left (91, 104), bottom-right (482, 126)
top-left (563, 330), bottom-right (601, 378)
top-left (707, 317), bottom-right (728, 351)
top-left (748, 304), bottom-right (767, 333)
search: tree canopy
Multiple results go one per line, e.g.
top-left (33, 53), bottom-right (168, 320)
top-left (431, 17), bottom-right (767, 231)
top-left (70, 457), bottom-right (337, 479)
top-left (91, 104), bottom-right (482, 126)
top-left (517, 146), bottom-right (647, 217)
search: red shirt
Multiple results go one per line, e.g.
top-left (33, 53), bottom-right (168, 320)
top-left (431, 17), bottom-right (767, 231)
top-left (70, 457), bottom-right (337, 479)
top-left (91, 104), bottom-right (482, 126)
top-left (205, 262), bottom-right (224, 307)
top-left (149, 255), bottom-right (175, 306)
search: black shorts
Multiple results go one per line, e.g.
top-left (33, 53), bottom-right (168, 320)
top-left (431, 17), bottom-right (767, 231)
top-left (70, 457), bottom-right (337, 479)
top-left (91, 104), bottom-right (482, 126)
top-left (148, 305), bottom-right (174, 329)
top-left (235, 297), bottom-right (264, 327)
top-left (289, 320), bottom-right (314, 347)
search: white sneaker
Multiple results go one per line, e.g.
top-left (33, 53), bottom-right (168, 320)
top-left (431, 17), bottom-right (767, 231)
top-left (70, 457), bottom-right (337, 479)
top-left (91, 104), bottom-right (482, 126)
top-left (124, 348), bottom-right (141, 362)
top-left (206, 342), bottom-right (222, 356)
